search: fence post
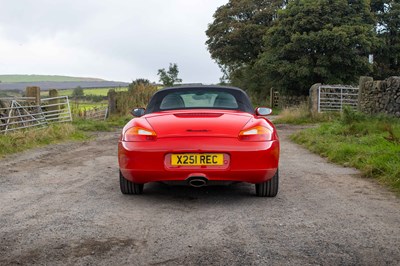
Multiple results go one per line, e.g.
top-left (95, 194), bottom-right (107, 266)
top-left (26, 86), bottom-right (41, 105)
top-left (48, 89), bottom-right (60, 120)
top-left (104, 107), bottom-right (109, 120)
top-left (49, 89), bottom-right (59, 98)
top-left (358, 76), bottom-right (373, 112)
top-left (340, 87), bottom-right (343, 111)
top-left (108, 89), bottom-right (117, 114)
top-left (0, 99), bottom-right (6, 110)
top-left (309, 83), bottom-right (321, 114)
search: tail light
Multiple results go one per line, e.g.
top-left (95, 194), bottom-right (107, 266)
top-left (239, 126), bottom-right (272, 141)
top-left (124, 126), bottom-right (157, 141)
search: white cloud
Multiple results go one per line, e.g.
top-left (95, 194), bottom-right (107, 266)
top-left (0, 0), bottom-right (228, 83)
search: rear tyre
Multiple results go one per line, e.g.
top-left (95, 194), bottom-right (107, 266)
top-left (119, 170), bottom-right (144, 195)
top-left (255, 169), bottom-right (279, 197)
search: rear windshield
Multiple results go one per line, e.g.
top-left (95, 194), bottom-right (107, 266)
top-left (145, 87), bottom-right (253, 114)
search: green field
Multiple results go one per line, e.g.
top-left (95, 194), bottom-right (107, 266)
top-left (41, 87), bottom-right (128, 97)
top-left (38, 87), bottom-right (128, 113)
top-left (0, 75), bottom-right (104, 83)
top-left (70, 101), bottom-right (108, 113)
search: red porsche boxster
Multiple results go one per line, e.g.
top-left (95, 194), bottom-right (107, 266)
top-left (118, 86), bottom-right (280, 197)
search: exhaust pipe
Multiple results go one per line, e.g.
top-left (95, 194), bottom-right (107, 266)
top-left (188, 177), bottom-right (208, 187)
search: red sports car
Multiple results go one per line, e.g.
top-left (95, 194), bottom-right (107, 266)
top-left (118, 86), bottom-right (279, 197)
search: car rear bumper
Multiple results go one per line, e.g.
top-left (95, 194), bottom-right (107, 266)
top-left (118, 137), bottom-right (279, 184)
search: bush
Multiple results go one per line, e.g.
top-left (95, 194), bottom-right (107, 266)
top-left (128, 79), bottom-right (151, 92)
top-left (112, 83), bottom-right (158, 115)
top-left (341, 106), bottom-right (366, 124)
top-left (72, 86), bottom-right (84, 98)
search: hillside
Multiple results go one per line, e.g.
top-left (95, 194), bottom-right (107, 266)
top-left (0, 75), bottom-right (105, 83)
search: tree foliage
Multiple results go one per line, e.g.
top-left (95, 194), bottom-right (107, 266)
top-left (128, 78), bottom-right (151, 93)
top-left (207, 0), bottom-right (400, 96)
top-left (72, 86), bottom-right (84, 98)
top-left (371, 0), bottom-right (400, 78)
top-left (111, 82), bottom-right (158, 115)
top-left (206, 0), bottom-right (285, 70)
top-left (258, 0), bottom-right (377, 94)
top-left (157, 63), bottom-right (182, 87)
top-left (206, 0), bottom-right (286, 94)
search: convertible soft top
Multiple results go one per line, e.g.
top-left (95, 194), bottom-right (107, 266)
top-left (145, 86), bottom-right (254, 114)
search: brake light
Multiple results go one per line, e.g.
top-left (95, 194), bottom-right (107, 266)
top-left (124, 126), bottom-right (157, 141)
top-left (239, 126), bottom-right (272, 141)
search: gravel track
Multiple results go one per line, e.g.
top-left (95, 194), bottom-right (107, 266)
top-left (0, 125), bottom-right (399, 265)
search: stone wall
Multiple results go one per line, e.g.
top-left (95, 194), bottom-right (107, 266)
top-left (270, 88), bottom-right (308, 109)
top-left (359, 76), bottom-right (400, 117)
top-left (279, 95), bottom-right (308, 108)
top-left (309, 83), bottom-right (321, 113)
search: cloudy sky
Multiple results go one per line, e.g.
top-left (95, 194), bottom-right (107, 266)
top-left (0, 0), bottom-right (228, 83)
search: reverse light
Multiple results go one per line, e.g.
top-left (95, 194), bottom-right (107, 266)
top-left (239, 126), bottom-right (272, 141)
top-left (124, 126), bottom-right (157, 141)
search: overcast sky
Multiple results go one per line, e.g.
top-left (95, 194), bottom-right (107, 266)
top-left (0, 0), bottom-right (228, 83)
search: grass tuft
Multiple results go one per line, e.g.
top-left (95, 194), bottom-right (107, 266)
top-left (274, 102), bottom-right (339, 124)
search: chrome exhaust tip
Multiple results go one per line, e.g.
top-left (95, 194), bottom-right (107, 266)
top-left (188, 177), bottom-right (208, 188)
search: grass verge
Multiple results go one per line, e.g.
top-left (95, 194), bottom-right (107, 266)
top-left (273, 102), bottom-right (340, 124)
top-left (0, 115), bottom-right (132, 157)
top-left (0, 124), bottom-right (87, 157)
top-left (290, 109), bottom-right (400, 194)
top-left (72, 115), bottom-right (131, 131)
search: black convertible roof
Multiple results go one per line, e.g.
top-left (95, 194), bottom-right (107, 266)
top-left (145, 85), bottom-right (254, 114)
top-left (157, 85), bottom-right (247, 93)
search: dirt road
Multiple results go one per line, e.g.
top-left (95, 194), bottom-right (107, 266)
top-left (0, 125), bottom-right (399, 265)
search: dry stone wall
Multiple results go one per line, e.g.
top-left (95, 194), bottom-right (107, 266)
top-left (359, 76), bottom-right (400, 117)
top-left (270, 88), bottom-right (308, 109)
top-left (278, 95), bottom-right (308, 108)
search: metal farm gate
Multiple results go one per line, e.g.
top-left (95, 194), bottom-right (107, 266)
top-left (40, 96), bottom-right (72, 123)
top-left (0, 96), bottom-right (72, 134)
top-left (0, 97), bottom-right (47, 133)
top-left (317, 85), bottom-right (359, 112)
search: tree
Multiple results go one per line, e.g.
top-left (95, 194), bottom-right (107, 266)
top-left (371, 0), bottom-right (400, 78)
top-left (257, 0), bottom-right (377, 95)
top-left (157, 63), bottom-right (182, 87)
top-left (72, 86), bottom-right (84, 98)
top-left (206, 0), bottom-right (286, 93)
top-left (206, 0), bottom-right (286, 69)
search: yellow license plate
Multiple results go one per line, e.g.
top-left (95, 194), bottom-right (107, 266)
top-left (171, 154), bottom-right (224, 166)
